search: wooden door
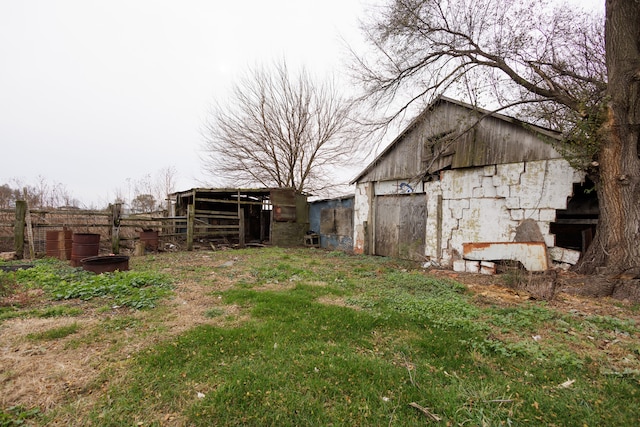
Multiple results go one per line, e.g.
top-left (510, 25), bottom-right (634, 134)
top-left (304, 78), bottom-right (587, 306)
top-left (374, 194), bottom-right (426, 261)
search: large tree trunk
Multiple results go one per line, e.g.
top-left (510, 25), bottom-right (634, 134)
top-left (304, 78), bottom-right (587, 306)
top-left (575, 0), bottom-right (640, 275)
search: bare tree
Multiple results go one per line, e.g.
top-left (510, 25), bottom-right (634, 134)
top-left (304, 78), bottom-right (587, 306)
top-left (131, 193), bottom-right (157, 213)
top-left (155, 166), bottom-right (177, 211)
top-left (203, 60), bottom-right (361, 194)
top-left (0, 184), bottom-right (19, 209)
top-left (4, 177), bottom-right (79, 209)
top-left (353, 0), bottom-right (639, 275)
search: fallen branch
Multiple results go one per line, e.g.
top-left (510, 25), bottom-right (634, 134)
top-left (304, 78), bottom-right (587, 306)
top-left (402, 353), bottom-right (419, 389)
top-left (408, 402), bottom-right (442, 422)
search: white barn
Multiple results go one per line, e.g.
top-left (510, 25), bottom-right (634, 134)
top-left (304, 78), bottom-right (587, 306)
top-left (351, 97), bottom-right (598, 271)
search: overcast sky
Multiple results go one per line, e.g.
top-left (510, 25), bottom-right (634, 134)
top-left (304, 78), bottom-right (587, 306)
top-left (0, 0), bottom-right (371, 207)
top-left (0, 0), bottom-right (604, 208)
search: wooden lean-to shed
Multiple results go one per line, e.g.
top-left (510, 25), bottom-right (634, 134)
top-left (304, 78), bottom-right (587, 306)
top-left (169, 188), bottom-right (309, 249)
top-left (351, 96), bottom-right (598, 270)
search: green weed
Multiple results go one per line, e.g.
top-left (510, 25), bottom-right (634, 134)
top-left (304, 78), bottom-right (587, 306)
top-left (27, 323), bottom-right (79, 340)
top-left (204, 308), bottom-right (225, 318)
top-left (12, 260), bottom-right (173, 309)
top-left (0, 405), bottom-right (41, 426)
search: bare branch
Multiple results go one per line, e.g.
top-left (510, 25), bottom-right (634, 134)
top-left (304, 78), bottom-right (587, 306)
top-left (203, 60), bottom-right (363, 194)
top-left (351, 0), bottom-right (606, 131)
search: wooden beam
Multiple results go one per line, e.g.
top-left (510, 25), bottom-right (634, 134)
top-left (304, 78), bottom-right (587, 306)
top-left (14, 200), bottom-right (26, 259)
top-left (187, 204), bottom-right (195, 251)
top-left (239, 208), bottom-right (245, 248)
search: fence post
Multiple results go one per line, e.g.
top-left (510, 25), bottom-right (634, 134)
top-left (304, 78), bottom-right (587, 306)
top-left (14, 200), bottom-right (26, 259)
top-left (238, 208), bottom-right (245, 248)
top-left (187, 204), bottom-right (194, 251)
top-left (110, 203), bottom-right (122, 254)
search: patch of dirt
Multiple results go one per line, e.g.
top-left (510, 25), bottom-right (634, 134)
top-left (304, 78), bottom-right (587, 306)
top-left (0, 272), bottom-right (239, 416)
top-left (429, 268), bottom-right (640, 321)
top-left (316, 295), bottom-right (356, 309)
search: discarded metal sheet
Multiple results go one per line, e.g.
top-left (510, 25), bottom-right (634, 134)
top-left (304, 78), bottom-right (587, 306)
top-left (463, 242), bottom-right (549, 272)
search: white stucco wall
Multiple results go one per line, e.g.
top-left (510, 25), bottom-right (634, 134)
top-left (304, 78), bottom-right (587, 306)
top-left (354, 158), bottom-right (585, 265)
top-left (353, 181), bottom-right (372, 254)
top-left (429, 158), bottom-right (584, 266)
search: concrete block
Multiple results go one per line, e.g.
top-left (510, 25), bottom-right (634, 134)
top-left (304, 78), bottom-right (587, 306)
top-left (445, 169), bottom-right (482, 199)
top-left (539, 159), bottom-right (584, 209)
top-left (539, 209), bottom-right (557, 222)
top-left (448, 199), bottom-right (470, 220)
top-left (549, 247), bottom-right (581, 265)
top-left (510, 209), bottom-right (524, 221)
top-left (441, 248), bottom-right (456, 267)
top-left (453, 259), bottom-right (467, 272)
top-left (495, 185), bottom-right (510, 198)
top-left (465, 261), bottom-right (480, 273)
top-left (463, 241), bottom-right (549, 271)
top-left (480, 261), bottom-right (497, 275)
top-left (494, 163), bottom-right (524, 186)
top-left (483, 165), bottom-right (496, 176)
top-left (481, 176), bottom-right (497, 197)
top-left (554, 262), bottom-right (572, 271)
top-left (450, 199), bottom-right (513, 256)
top-left (473, 187), bottom-right (485, 198)
top-left (524, 209), bottom-right (539, 221)
top-left (505, 197), bottom-right (520, 209)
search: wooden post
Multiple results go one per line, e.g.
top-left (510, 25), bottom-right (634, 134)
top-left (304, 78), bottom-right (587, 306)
top-left (187, 204), bottom-right (194, 251)
top-left (239, 208), bottom-right (245, 248)
top-left (110, 203), bottom-right (122, 254)
top-left (14, 200), bottom-right (26, 259)
top-left (24, 203), bottom-right (35, 260)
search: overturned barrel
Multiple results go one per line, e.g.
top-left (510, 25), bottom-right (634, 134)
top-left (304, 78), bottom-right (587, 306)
top-left (71, 233), bottom-right (100, 267)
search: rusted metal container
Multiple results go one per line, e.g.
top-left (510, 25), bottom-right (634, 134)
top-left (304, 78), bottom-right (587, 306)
top-left (45, 229), bottom-right (73, 260)
top-left (81, 255), bottom-right (129, 274)
top-left (139, 230), bottom-right (159, 251)
top-left (70, 233), bottom-right (100, 267)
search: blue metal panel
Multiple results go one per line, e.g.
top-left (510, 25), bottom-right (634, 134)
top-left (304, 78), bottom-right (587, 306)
top-left (309, 196), bottom-right (354, 251)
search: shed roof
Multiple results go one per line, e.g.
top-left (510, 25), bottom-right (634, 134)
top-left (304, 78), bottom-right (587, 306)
top-left (169, 187), bottom-right (305, 199)
top-left (351, 96), bottom-right (563, 184)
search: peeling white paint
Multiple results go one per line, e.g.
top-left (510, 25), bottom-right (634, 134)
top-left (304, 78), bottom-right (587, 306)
top-left (354, 158), bottom-right (585, 268)
top-left (353, 182), bottom-right (372, 254)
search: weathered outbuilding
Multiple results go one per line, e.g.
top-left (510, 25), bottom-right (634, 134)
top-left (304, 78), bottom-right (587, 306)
top-left (169, 188), bottom-right (309, 249)
top-left (309, 195), bottom-right (354, 251)
top-left (351, 97), bottom-right (598, 270)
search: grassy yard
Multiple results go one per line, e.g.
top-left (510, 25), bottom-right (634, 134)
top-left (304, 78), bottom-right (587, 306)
top-left (1, 247), bottom-right (639, 426)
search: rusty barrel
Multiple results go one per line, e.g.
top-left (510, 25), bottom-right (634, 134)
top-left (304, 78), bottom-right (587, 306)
top-left (139, 230), bottom-right (159, 251)
top-left (81, 255), bottom-right (129, 274)
top-left (45, 229), bottom-right (73, 260)
top-left (71, 233), bottom-right (100, 267)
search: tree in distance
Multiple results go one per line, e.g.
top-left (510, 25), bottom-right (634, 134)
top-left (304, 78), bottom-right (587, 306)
top-left (203, 60), bottom-right (362, 194)
top-left (353, 0), bottom-right (639, 275)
